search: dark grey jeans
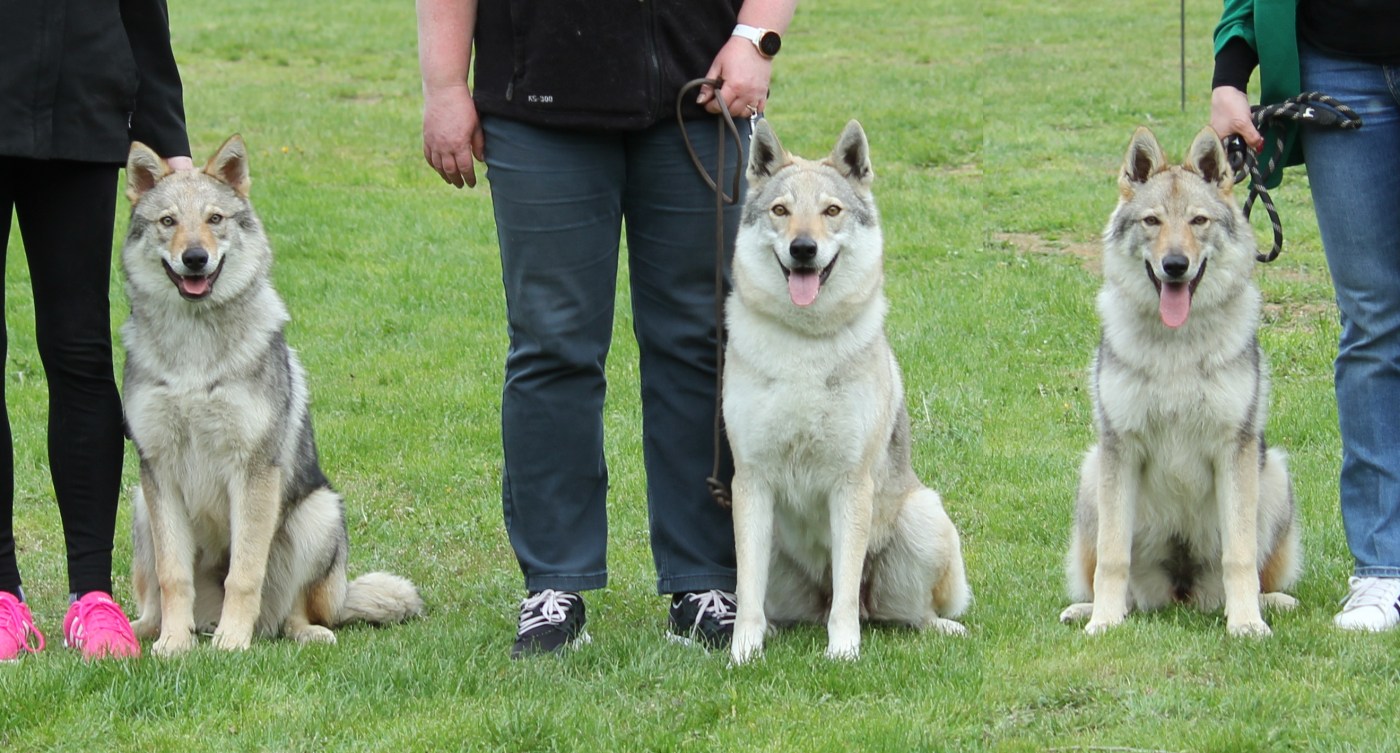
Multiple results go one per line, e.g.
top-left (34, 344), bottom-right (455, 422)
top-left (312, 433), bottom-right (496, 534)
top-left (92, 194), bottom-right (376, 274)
top-left (482, 115), bottom-right (748, 595)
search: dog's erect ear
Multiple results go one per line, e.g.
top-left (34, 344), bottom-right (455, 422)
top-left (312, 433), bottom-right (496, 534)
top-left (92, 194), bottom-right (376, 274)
top-left (1185, 126), bottom-right (1234, 192)
top-left (1120, 127), bottom-right (1168, 197)
top-left (829, 120), bottom-right (873, 188)
top-left (204, 134), bottom-right (252, 197)
top-left (125, 142), bottom-right (171, 204)
top-left (748, 119), bottom-right (790, 187)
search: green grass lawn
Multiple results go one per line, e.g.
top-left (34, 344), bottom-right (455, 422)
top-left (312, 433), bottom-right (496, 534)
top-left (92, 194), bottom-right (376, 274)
top-left (4, 0), bottom-right (1397, 751)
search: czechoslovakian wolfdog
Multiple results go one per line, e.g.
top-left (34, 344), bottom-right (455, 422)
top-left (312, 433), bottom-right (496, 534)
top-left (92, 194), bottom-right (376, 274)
top-left (725, 120), bottom-right (970, 663)
top-left (121, 136), bottom-right (423, 657)
top-left (1060, 127), bottom-right (1300, 637)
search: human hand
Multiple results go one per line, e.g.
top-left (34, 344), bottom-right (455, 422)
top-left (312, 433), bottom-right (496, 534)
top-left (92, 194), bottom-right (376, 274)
top-left (166, 156), bottom-right (195, 172)
top-left (697, 36), bottom-right (774, 118)
top-left (1211, 86), bottom-right (1263, 153)
top-left (422, 84), bottom-right (485, 188)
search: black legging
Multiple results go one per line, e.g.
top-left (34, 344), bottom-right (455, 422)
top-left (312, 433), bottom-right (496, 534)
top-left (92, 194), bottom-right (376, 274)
top-left (0, 157), bottom-right (125, 598)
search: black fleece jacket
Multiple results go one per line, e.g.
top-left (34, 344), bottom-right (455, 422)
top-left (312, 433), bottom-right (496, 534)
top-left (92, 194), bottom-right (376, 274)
top-left (472, 0), bottom-right (744, 131)
top-left (0, 0), bottom-right (190, 163)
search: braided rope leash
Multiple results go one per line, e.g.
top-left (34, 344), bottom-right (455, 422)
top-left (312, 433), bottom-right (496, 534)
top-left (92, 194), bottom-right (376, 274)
top-left (1225, 91), bottom-right (1362, 263)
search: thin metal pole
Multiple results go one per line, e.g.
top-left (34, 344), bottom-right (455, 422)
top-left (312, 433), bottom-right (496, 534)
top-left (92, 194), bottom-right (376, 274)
top-left (1180, 0), bottom-right (1187, 112)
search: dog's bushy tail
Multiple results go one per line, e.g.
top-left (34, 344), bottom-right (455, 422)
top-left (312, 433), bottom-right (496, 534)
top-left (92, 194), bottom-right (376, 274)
top-left (934, 526), bottom-right (972, 620)
top-left (339, 572), bottom-right (424, 625)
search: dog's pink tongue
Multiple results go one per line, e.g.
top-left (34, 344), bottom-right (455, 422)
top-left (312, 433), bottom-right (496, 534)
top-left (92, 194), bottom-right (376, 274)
top-left (1159, 282), bottom-right (1190, 328)
top-left (789, 270), bottom-right (820, 307)
top-left (180, 276), bottom-right (211, 298)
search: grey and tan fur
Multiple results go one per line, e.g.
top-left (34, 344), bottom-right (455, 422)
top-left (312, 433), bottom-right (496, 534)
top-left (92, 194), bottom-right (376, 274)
top-left (122, 135), bottom-right (423, 657)
top-left (1060, 127), bottom-right (1300, 637)
top-left (725, 120), bottom-right (970, 663)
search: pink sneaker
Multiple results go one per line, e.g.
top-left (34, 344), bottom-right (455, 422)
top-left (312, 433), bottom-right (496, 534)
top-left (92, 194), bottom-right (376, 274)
top-left (63, 592), bottom-right (141, 659)
top-left (0, 591), bottom-right (45, 660)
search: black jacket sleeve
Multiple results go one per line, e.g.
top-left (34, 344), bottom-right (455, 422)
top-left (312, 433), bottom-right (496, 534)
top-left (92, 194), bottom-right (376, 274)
top-left (121, 0), bottom-right (190, 159)
top-left (1212, 36), bottom-right (1259, 93)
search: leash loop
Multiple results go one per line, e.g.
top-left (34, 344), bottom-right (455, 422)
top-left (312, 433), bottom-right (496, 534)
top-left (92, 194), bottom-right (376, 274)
top-left (676, 78), bottom-right (746, 509)
top-left (1224, 91), bottom-right (1362, 263)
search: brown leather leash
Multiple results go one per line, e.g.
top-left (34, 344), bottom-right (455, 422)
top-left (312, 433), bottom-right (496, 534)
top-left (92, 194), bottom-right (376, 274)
top-left (676, 78), bottom-right (746, 508)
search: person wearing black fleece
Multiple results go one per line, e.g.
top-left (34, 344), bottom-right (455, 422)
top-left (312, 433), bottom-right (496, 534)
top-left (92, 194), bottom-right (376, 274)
top-left (417, 0), bottom-right (796, 657)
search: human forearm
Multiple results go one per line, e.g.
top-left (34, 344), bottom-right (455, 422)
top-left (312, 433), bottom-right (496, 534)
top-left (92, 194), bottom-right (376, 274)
top-left (417, 0), bottom-right (477, 95)
top-left (737, 0), bottom-right (798, 35)
top-left (416, 0), bottom-right (484, 188)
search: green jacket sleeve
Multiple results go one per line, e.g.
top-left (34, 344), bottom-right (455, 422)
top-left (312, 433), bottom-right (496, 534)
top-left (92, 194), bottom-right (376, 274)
top-left (1214, 0), bottom-right (1256, 56)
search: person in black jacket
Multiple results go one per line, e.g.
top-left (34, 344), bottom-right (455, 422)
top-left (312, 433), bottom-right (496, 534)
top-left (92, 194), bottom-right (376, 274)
top-left (418, 0), bottom-right (796, 657)
top-left (0, 0), bottom-right (192, 660)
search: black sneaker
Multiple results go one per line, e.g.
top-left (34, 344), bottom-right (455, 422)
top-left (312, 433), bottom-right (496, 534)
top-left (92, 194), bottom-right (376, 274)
top-left (511, 590), bottom-right (590, 659)
top-left (668, 590), bottom-right (736, 649)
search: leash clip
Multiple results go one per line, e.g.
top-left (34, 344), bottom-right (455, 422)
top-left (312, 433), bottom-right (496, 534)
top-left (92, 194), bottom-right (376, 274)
top-left (1223, 134), bottom-right (1248, 182)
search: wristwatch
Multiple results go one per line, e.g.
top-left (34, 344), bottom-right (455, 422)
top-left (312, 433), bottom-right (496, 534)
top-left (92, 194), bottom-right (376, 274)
top-left (732, 23), bottom-right (782, 59)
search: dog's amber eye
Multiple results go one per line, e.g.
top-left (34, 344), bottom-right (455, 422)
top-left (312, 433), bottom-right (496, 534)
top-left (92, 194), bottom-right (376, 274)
top-left (1190, 215), bottom-right (1209, 226)
top-left (160, 216), bottom-right (176, 227)
top-left (1142, 216), bottom-right (1161, 227)
top-left (771, 205), bottom-right (788, 217)
top-left (824, 205), bottom-right (842, 217)
top-left (208, 214), bottom-right (223, 225)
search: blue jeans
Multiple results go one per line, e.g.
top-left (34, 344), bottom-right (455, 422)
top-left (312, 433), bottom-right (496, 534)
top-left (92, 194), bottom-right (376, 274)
top-left (482, 116), bottom-right (747, 595)
top-left (1299, 43), bottom-right (1400, 577)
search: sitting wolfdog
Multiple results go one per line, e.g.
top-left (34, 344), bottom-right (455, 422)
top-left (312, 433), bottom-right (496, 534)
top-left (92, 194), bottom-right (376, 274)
top-left (121, 136), bottom-right (423, 656)
top-left (725, 120), bottom-right (970, 663)
top-left (1060, 127), bottom-right (1300, 637)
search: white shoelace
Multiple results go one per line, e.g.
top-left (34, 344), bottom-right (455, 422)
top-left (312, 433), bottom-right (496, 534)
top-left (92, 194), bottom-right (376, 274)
top-left (518, 590), bottom-right (579, 634)
top-left (1340, 576), bottom-right (1400, 612)
top-left (683, 590), bottom-right (737, 628)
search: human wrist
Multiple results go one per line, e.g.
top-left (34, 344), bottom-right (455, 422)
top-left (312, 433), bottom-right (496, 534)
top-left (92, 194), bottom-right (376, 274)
top-left (423, 80), bottom-right (472, 98)
top-left (732, 23), bottom-right (782, 59)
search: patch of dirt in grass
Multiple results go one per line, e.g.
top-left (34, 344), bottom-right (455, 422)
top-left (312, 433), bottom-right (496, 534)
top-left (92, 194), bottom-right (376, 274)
top-left (993, 231), bottom-right (1099, 272)
top-left (1262, 301), bottom-right (1336, 335)
top-left (1260, 263), bottom-right (1330, 287)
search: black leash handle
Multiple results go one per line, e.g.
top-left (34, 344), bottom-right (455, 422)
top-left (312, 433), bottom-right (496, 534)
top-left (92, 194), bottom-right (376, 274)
top-left (676, 78), bottom-right (745, 509)
top-left (1224, 91), bottom-right (1362, 263)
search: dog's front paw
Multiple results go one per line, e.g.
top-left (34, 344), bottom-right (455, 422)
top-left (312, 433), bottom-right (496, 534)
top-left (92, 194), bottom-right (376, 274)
top-left (1261, 592), bottom-right (1299, 612)
top-left (1082, 601), bottom-right (1129, 635)
top-left (152, 630), bottom-right (195, 657)
top-left (1227, 617), bottom-right (1272, 638)
top-left (825, 639), bottom-right (860, 661)
top-left (730, 629), bottom-right (765, 665)
top-left (1083, 616), bottom-right (1124, 636)
top-left (211, 626), bottom-right (253, 652)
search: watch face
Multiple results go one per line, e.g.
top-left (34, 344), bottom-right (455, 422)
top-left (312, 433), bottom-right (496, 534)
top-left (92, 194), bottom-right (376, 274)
top-left (758, 31), bottom-right (781, 57)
